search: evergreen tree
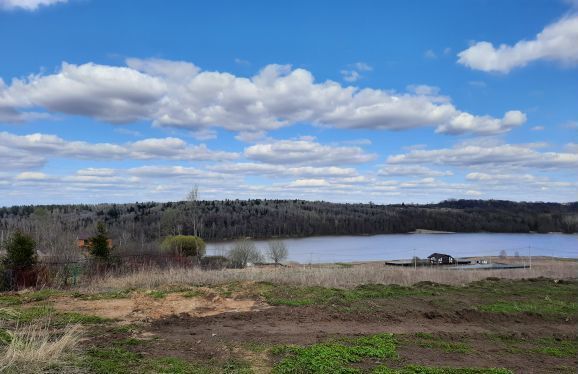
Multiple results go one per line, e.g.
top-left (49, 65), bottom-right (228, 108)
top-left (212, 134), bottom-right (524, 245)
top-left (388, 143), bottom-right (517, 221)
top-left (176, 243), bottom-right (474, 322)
top-left (90, 222), bottom-right (110, 259)
top-left (5, 231), bottom-right (37, 268)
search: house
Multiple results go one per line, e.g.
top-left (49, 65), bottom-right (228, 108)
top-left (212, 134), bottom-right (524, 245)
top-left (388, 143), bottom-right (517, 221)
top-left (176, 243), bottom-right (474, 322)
top-left (427, 253), bottom-right (455, 265)
top-left (76, 233), bottom-right (113, 251)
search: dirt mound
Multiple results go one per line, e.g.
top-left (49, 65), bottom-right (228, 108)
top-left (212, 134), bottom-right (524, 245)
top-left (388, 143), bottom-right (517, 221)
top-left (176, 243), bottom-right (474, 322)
top-left (53, 293), bottom-right (267, 322)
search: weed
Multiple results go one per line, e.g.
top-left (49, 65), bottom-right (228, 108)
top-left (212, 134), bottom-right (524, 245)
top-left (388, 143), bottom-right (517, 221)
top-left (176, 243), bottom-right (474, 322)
top-left (272, 333), bottom-right (397, 373)
top-left (410, 333), bottom-right (471, 353)
top-left (373, 365), bottom-right (512, 373)
top-left (534, 337), bottom-right (578, 357)
top-left (478, 300), bottom-right (578, 317)
top-left (147, 290), bottom-right (167, 299)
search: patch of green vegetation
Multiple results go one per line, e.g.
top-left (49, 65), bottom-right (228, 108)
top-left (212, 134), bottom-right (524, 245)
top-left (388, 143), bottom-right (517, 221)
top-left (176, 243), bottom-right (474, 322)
top-left (263, 283), bottom-right (441, 307)
top-left (222, 358), bottom-right (254, 374)
top-left (410, 333), bottom-right (471, 353)
top-left (478, 300), bottom-right (578, 317)
top-left (534, 337), bottom-right (578, 358)
top-left (73, 289), bottom-right (132, 300)
top-left (0, 289), bottom-right (63, 306)
top-left (83, 346), bottom-right (246, 374)
top-left (0, 327), bottom-right (11, 345)
top-left (114, 337), bottom-right (144, 346)
top-left (111, 324), bottom-right (139, 334)
top-left (272, 333), bottom-right (397, 373)
top-left (181, 289), bottom-right (206, 298)
top-left (147, 290), bottom-right (167, 299)
top-left (373, 365), bottom-right (512, 374)
top-left (83, 347), bottom-right (141, 374)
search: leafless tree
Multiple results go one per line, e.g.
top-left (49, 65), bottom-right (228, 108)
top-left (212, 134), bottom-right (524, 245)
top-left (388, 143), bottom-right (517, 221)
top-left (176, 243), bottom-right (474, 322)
top-left (227, 240), bottom-right (263, 268)
top-left (186, 185), bottom-right (202, 237)
top-left (267, 240), bottom-right (288, 266)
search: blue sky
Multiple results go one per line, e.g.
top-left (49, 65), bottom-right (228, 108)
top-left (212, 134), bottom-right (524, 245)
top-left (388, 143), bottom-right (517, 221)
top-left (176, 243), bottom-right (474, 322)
top-left (0, 0), bottom-right (576, 205)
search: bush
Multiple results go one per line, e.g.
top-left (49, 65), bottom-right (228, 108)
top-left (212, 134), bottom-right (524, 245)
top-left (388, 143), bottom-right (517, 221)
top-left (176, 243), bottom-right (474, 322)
top-left (161, 235), bottom-right (206, 257)
top-left (4, 231), bottom-right (36, 269)
top-left (200, 256), bottom-right (229, 270)
top-left (227, 240), bottom-right (263, 269)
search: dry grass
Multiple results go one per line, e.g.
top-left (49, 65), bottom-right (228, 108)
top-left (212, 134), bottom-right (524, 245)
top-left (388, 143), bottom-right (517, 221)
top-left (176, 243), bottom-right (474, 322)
top-left (85, 259), bottom-right (577, 291)
top-left (0, 322), bottom-right (82, 373)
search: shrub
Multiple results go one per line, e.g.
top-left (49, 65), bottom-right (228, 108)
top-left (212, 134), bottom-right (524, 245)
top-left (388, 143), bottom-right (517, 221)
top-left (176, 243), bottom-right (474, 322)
top-left (267, 240), bottom-right (289, 265)
top-left (228, 240), bottom-right (263, 268)
top-left (161, 235), bottom-right (206, 257)
top-left (4, 231), bottom-right (36, 269)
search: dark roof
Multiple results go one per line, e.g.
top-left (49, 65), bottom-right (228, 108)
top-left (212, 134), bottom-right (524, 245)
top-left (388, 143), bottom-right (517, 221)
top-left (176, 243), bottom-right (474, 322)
top-left (427, 253), bottom-right (453, 258)
top-left (77, 232), bottom-right (93, 240)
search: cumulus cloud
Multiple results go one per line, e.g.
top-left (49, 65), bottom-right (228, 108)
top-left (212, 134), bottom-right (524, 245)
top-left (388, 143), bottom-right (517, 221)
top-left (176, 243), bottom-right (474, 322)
top-left (0, 132), bottom-right (238, 167)
top-left (0, 0), bottom-right (66, 10)
top-left (458, 15), bottom-right (578, 73)
top-left (244, 137), bottom-right (376, 166)
top-left (0, 59), bottom-right (526, 136)
top-left (387, 143), bottom-right (578, 169)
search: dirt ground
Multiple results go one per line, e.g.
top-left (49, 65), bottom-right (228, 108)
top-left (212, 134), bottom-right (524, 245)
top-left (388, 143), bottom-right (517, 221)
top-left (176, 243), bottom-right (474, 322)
top-left (55, 279), bottom-right (577, 373)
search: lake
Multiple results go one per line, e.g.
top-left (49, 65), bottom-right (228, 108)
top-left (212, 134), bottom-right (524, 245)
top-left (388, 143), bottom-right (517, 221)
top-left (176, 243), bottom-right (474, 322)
top-left (206, 233), bottom-right (578, 263)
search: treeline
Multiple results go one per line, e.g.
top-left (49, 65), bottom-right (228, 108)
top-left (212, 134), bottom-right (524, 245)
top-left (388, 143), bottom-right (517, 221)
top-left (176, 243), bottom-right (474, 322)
top-left (0, 199), bottom-right (576, 253)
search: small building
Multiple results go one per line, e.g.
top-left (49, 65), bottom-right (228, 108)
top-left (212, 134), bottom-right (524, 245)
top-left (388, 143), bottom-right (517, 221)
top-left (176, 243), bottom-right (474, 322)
top-left (427, 253), bottom-right (455, 265)
top-left (76, 234), bottom-right (112, 251)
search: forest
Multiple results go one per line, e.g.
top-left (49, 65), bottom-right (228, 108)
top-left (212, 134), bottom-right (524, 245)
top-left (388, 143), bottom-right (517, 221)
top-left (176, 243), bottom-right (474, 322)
top-left (0, 199), bottom-right (576, 255)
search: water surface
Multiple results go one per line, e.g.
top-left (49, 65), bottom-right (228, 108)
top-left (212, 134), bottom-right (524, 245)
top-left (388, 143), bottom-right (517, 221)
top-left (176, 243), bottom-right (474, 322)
top-left (206, 233), bottom-right (577, 263)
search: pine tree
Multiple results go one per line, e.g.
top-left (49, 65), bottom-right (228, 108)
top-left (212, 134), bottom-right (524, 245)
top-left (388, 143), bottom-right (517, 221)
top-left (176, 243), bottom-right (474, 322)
top-left (90, 222), bottom-right (110, 259)
top-left (5, 230), bottom-right (37, 268)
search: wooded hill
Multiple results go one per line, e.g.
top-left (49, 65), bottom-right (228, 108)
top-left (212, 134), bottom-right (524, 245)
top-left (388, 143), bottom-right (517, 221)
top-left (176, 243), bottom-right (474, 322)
top-left (1, 200), bottom-right (576, 252)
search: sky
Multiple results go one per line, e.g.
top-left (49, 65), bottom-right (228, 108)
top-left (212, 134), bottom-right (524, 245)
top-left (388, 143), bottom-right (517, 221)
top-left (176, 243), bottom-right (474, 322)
top-left (0, 0), bottom-right (577, 205)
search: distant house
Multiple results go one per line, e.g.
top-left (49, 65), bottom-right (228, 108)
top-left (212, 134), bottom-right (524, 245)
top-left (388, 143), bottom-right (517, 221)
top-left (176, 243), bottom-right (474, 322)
top-left (76, 233), bottom-right (112, 251)
top-left (427, 253), bottom-right (454, 265)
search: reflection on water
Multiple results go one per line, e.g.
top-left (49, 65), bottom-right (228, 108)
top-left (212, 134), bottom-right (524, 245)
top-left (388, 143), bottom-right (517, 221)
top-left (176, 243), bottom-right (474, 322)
top-left (206, 233), bottom-right (578, 264)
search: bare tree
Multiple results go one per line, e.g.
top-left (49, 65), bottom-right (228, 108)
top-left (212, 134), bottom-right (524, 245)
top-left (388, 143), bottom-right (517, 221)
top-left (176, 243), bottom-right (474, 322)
top-left (186, 185), bottom-right (202, 237)
top-left (227, 240), bottom-right (262, 268)
top-left (499, 249), bottom-right (507, 259)
top-left (267, 240), bottom-right (288, 266)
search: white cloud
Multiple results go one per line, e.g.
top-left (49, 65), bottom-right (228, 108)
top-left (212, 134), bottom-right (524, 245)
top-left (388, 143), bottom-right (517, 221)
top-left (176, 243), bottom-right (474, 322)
top-left (244, 137), bottom-right (376, 166)
top-left (435, 110), bottom-right (527, 135)
top-left (531, 125), bottom-right (545, 131)
top-left (458, 15), bottom-right (578, 73)
top-left (340, 62), bottom-right (372, 82)
top-left (424, 49), bottom-right (437, 59)
top-left (211, 163), bottom-right (357, 178)
top-left (378, 165), bottom-right (452, 177)
top-left (0, 59), bottom-right (526, 136)
top-left (287, 179), bottom-right (330, 188)
top-left (387, 143), bottom-right (578, 169)
top-left (0, 0), bottom-right (66, 11)
top-left (0, 132), bottom-right (238, 168)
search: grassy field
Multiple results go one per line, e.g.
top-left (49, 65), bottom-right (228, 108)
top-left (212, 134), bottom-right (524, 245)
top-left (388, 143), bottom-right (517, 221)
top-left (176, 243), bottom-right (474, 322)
top-left (0, 259), bottom-right (576, 373)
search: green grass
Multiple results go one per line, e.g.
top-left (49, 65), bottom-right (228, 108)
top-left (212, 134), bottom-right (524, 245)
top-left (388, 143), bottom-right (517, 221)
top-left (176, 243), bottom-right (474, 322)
top-left (0, 289), bottom-right (63, 306)
top-left (272, 333), bottom-right (398, 373)
top-left (534, 337), bottom-right (578, 358)
top-left (478, 300), bottom-right (578, 317)
top-left (0, 327), bottom-right (11, 345)
top-left (83, 347), bottom-right (251, 374)
top-left (373, 365), bottom-right (512, 374)
top-left (410, 333), bottom-right (471, 353)
top-left (147, 290), bottom-right (167, 299)
top-left (263, 283), bottom-right (441, 307)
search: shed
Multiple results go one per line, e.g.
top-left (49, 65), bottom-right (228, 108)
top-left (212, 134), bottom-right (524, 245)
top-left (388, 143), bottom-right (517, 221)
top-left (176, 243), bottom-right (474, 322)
top-left (427, 253), bottom-right (455, 265)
